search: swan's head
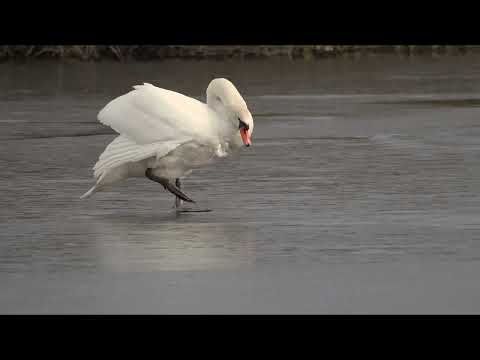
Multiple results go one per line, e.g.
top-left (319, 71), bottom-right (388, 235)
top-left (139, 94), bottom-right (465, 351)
top-left (207, 78), bottom-right (254, 147)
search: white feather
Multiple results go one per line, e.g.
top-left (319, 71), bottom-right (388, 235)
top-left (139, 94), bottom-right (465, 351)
top-left (81, 78), bottom-right (254, 200)
top-left (92, 135), bottom-right (187, 180)
top-left (98, 83), bottom-right (220, 145)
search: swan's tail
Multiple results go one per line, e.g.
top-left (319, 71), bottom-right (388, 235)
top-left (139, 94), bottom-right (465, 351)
top-left (80, 134), bottom-right (184, 200)
top-left (80, 185), bottom-right (97, 199)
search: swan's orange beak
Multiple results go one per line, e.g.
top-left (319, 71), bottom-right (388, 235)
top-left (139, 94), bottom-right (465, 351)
top-left (240, 128), bottom-right (251, 147)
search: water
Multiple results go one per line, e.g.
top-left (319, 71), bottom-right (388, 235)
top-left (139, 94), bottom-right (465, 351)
top-left (2, 55), bottom-right (480, 313)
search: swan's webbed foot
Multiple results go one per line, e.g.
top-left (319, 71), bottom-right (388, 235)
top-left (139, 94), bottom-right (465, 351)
top-left (175, 208), bottom-right (212, 214)
top-left (176, 207), bottom-right (212, 213)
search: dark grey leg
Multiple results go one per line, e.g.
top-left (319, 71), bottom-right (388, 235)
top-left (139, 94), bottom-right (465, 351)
top-left (145, 169), bottom-right (195, 203)
top-left (175, 178), bottom-right (182, 208)
top-left (173, 177), bottom-right (211, 212)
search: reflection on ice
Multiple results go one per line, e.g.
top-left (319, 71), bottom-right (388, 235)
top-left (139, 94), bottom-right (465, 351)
top-left (90, 215), bottom-right (258, 271)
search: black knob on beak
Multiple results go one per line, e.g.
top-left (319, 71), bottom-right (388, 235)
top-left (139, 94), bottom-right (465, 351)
top-left (238, 119), bottom-right (249, 130)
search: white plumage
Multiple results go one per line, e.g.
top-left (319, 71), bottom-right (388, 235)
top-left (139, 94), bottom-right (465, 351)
top-left (81, 78), bottom-right (254, 204)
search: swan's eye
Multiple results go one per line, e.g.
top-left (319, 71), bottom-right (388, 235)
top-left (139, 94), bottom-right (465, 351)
top-left (216, 96), bottom-right (222, 103)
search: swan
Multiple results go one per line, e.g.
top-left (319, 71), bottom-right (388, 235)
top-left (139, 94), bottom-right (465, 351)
top-left (80, 78), bottom-right (254, 212)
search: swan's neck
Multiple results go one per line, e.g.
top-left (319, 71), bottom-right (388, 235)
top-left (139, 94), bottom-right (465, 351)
top-left (205, 95), bottom-right (243, 153)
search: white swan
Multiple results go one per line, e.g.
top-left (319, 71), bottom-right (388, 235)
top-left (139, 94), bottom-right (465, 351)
top-left (80, 78), bottom-right (254, 211)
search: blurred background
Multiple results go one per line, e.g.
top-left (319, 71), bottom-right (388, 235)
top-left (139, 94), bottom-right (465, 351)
top-left (0, 45), bottom-right (477, 61)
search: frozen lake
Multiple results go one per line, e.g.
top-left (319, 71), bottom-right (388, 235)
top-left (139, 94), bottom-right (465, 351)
top-left (2, 55), bottom-right (480, 313)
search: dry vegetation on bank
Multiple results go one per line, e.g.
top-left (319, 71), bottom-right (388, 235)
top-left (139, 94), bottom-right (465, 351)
top-left (0, 45), bottom-right (476, 62)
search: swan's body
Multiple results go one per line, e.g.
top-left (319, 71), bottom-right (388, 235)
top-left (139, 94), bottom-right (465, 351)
top-left (81, 78), bottom-right (254, 208)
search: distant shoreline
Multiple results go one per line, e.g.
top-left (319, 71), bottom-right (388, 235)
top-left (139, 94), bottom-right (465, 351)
top-left (1, 45), bottom-right (479, 62)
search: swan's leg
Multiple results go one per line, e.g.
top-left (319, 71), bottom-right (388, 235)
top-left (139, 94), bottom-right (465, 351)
top-left (174, 177), bottom-right (212, 213)
top-left (175, 178), bottom-right (183, 208)
top-left (145, 169), bottom-right (195, 203)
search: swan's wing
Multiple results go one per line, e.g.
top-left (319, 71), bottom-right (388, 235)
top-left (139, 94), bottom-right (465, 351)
top-left (92, 83), bottom-right (219, 181)
top-left (93, 135), bottom-right (188, 180)
top-left (98, 83), bottom-right (216, 145)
